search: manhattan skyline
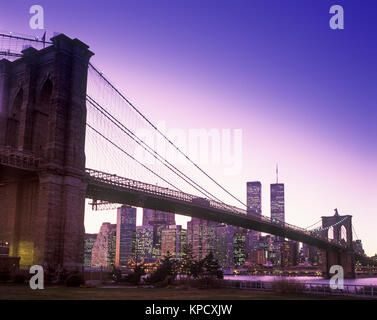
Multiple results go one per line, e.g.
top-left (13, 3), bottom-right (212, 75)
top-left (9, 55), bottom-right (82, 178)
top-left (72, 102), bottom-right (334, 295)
top-left (1, 0), bottom-right (375, 256)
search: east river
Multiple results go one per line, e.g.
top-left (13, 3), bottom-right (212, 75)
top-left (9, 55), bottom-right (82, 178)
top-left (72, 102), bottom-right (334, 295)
top-left (224, 275), bottom-right (377, 286)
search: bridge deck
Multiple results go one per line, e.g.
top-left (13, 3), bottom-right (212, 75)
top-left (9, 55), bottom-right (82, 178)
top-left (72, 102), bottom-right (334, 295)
top-left (85, 168), bottom-right (347, 251)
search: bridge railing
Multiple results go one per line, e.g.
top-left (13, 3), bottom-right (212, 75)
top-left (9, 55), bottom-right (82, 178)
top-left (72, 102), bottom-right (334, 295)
top-left (219, 279), bottom-right (377, 298)
top-left (0, 146), bottom-right (42, 170)
top-left (85, 168), bottom-right (344, 248)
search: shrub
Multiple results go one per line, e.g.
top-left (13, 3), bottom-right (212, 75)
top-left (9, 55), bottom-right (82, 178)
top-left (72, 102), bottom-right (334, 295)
top-left (145, 252), bottom-right (178, 285)
top-left (11, 272), bottom-right (27, 284)
top-left (65, 273), bottom-right (84, 287)
top-left (124, 265), bottom-right (146, 285)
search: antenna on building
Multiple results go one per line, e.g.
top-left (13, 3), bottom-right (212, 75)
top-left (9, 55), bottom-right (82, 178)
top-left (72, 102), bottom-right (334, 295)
top-left (276, 163), bottom-right (279, 183)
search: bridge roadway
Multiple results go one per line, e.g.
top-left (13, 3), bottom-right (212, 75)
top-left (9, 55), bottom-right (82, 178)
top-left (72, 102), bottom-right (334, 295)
top-left (85, 168), bottom-right (347, 252)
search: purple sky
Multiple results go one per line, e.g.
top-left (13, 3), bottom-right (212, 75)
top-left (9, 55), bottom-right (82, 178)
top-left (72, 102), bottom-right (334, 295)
top-left (1, 0), bottom-right (376, 255)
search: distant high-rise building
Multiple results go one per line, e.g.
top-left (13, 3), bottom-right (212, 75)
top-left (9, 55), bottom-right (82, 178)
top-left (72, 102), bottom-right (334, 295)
top-left (270, 183), bottom-right (285, 224)
top-left (233, 228), bottom-right (247, 267)
top-left (302, 243), bottom-right (322, 266)
top-left (135, 225), bottom-right (154, 262)
top-left (280, 240), bottom-right (299, 268)
top-left (247, 249), bottom-right (267, 265)
top-left (247, 181), bottom-right (262, 215)
top-left (161, 225), bottom-right (186, 260)
top-left (247, 234), bottom-right (270, 265)
top-left (142, 209), bottom-right (155, 226)
top-left (142, 208), bottom-right (175, 260)
top-left (115, 205), bottom-right (137, 267)
top-left (142, 209), bottom-right (175, 226)
top-left (187, 218), bottom-right (217, 260)
top-left (91, 223), bottom-right (116, 268)
top-left (84, 233), bottom-right (97, 267)
top-left (151, 224), bottom-right (166, 260)
top-left (246, 181), bottom-right (262, 251)
top-left (215, 224), bottom-right (235, 268)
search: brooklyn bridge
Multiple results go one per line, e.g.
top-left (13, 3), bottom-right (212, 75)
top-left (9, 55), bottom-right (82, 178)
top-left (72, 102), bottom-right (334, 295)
top-left (0, 33), bottom-right (375, 278)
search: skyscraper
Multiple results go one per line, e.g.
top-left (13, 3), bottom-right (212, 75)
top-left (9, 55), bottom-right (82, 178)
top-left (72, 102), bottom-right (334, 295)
top-left (142, 208), bottom-right (155, 227)
top-left (91, 223), bottom-right (116, 268)
top-left (187, 218), bottom-right (217, 260)
top-left (246, 181), bottom-right (262, 251)
top-left (270, 183), bottom-right (285, 224)
top-left (115, 205), bottom-right (137, 267)
top-left (215, 224), bottom-right (235, 268)
top-left (280, 240), bottom-right (299, 268)
top-left (135, 225), bottom-right (154, 262)
top-left (233, 228), bottom-right (247, 267)
top-left (246, 181), bottom-right (262, 215)
top-left (142, 209), bottom-right (175, 226)
top-left (161, 225), bottom-right (186, 260)
top-left (142, 208), bottom-right (176, 260)
top-left (84, 233), bottom-right (97, 267)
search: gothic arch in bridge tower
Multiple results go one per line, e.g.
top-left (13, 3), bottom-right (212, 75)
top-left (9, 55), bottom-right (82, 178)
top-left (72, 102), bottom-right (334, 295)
top-left (32, 78), bottom-right (53, 156)
top-left (5, 88), bottom-right (23, 148)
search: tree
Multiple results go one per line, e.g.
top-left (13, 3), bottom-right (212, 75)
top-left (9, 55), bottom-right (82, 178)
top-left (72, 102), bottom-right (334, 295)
top-left (181, 244), bottom-right (195, 278)
top-left (190, 259), bottom-right (204, 279)
top-left (146, 251), bottom-right (178, 285)
top-left (203, 252), bottom-right (223, 279)
top-left (125, 263), bottom-right (146, 285)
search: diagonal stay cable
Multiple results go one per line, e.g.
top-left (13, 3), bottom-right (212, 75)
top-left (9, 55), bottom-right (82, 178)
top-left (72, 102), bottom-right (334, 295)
top-left (86, 95), bottom-right (235, 211)
top-left (305, 219), bottom-right (322, 230)
top-left (86, 123), bottom-right (183, 193)
top-left (88, 62), bottom-right (247, 208)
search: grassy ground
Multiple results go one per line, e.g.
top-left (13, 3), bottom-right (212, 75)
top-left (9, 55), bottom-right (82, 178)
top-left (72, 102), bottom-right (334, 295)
top-left (0, 284), bottom-right (368, 300)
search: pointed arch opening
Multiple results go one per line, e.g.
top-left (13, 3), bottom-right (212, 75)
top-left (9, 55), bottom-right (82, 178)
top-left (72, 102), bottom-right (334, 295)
top-left (328, 226), bottom-right (335, 242)
top-left (340, 225), bottom-right (347, 245)
top-left (6, 88), bottom-right (23, 147)
top-left (32, 78), bottom-right (53, 155)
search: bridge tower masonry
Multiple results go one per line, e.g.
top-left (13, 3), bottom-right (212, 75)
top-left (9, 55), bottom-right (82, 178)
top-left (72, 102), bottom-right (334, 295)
top-left (321, 209), bottom-right (355, 279)
top-left (0, 34), bottom-right (93, 271)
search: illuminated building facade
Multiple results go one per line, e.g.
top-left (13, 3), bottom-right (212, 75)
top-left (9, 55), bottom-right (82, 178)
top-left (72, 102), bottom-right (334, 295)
top-left (302, 243), bottom-right (322, 266)
top-left (115, 205), bottom-right (136, 267)
top-left (91, 223), bottom-right (116, 268)
top-left (215, 224), bottom-right (235, 268)
top-left (280, 240), bottom-right (299, 268)
top-left (161, 225), bottom-right (186, 260)
top-left (187, 218), bottom-right (217, 260)
top-left (142, 208), bottom-right (175, 260)
top-left (247, 249), bottom-right (267, 265)
top-left (233, 228), bottom-right (246, 267)
top-left (271, 183), bottom-right (285, 224)
top-left (247, 181), bottom-right (262, 215)
top-left (84, 233), bottom-right (97, 267)
top-left (142, 208), bottom-right (175, 226)
top-left (135, 225), bottom-right (154, 262)
top-left (246, 181), bottom-right (262, 251)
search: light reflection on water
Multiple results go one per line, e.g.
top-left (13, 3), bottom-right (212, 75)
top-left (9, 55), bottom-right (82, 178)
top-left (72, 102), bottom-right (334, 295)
top-left (224, 275), bottom-right (377, 286)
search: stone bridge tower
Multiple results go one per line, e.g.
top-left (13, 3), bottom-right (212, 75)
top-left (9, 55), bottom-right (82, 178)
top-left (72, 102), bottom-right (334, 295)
top-left (321, 209), bottom-right (355, 278)
top-left (0, 34), bottom-right (93, 271)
